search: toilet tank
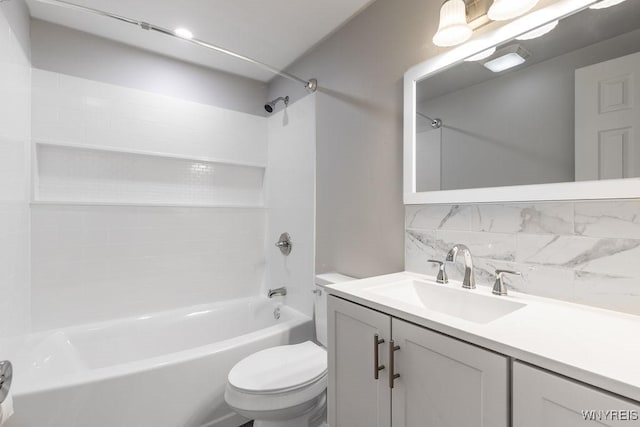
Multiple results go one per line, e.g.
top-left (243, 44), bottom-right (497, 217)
top-left (314, 273), bottom-right (355, 347)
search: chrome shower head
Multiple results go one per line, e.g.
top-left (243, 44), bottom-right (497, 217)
top-left (265, 96), bottom-right (289, 113)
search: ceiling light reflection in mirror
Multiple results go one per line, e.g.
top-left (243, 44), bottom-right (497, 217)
top-left (414, 0), bottom-right (640, 195)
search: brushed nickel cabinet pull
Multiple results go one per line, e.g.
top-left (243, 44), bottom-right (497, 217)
top-left (389, 339), bottom-right (400, 389)
top-left (374, 334), bottom-right (385, 380)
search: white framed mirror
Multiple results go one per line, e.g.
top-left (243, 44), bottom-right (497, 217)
top-left (404, 0), bottom-right (640, 204)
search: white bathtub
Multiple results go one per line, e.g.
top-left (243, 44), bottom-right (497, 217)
top-left (1, 297), bottom-right (313, 427)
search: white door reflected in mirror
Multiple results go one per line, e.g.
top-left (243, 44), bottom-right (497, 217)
top-left (575, 51), bottom-right (640, 181)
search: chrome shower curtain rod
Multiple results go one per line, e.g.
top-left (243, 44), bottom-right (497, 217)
top-left (34, 0), bottom-right (318, 92)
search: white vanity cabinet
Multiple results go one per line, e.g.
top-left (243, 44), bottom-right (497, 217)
top-left (391, 318), bottom-right (509, 427)
top-left (513, 362), bottom-right (640, 427)
top-left (328, 295), bottom-right (509, 427)
top-left (327, 295), bottom-right (391, 427)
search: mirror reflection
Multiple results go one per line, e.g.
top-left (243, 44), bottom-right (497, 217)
top-left (415, 1), bottom-right (640, 192)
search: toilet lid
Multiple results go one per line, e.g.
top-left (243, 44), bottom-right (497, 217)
top-left (228, 341), bottom-right (327, 394)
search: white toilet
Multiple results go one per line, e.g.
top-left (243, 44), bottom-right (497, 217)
top-left (224, 273), bottom-right (354, 427)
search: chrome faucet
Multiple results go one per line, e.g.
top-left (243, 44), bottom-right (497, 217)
top-left (428, 259), bottom-right (449, 284)
top-left (492, 269), bottom-right (521, 296)
top-left (268, 287), bottom-right (287, 298)
top-left (445, 244), bottom-right (476, 289)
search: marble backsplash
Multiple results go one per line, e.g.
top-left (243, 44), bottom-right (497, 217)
top-left (405, 200), bottom-right (640, 315)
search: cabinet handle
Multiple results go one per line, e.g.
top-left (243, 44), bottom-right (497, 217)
top-left (373, 334), bottom-right (385, 380)
top-left (389, 339), bottom-right (400, 389)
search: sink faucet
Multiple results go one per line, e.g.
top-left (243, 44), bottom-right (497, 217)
top-left (428, 259), bottom-right (449, 284)
top-left (268, 287), bottom-right (287, 298)
top-left (445, 244), bottom-right (476, 289)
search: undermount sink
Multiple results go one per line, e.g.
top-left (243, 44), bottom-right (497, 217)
top-left (365, 279), bottom-right (526, 324)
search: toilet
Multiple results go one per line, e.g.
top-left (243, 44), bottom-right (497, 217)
top-left (224, 273), bottom-right (354, 427)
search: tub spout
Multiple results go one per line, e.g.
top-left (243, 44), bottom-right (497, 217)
top-left (268, 287), bottom-right (287, 298)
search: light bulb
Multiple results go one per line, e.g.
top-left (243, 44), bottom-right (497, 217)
top-left (488, 0), bottom-right (539, 21)
top-left (174, 28), bottom-right (194, 40)
top-left (432, 0), bottom-right (473, 47)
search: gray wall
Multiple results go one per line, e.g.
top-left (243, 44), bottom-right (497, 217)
top-left (269, 0), bottom-right (444, 278)
top-left (31, 19), bottom-right (268, 115)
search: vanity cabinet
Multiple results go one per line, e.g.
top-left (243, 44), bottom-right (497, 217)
top-left (513, 362), bottom-right (640, 427)
top-left (391, 318), bottom-right (509, 427)
top-left (328, 295), bottom-right (509, 427)
top-left (327, 295), bottom-right (391, 427)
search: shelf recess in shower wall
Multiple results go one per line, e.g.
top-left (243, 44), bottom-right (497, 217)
top-left (32, 140), bottom-right (266, 208)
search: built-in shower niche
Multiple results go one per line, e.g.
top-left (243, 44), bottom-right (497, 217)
top-left (33, 141), bottom-right (265, 207)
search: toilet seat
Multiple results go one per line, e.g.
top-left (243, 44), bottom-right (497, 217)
top-left (225, 341), bottom-right (327, 414)
top-left (228, 341), bottom-right (327, 394)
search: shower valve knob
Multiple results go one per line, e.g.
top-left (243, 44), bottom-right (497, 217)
top-left (275, 233), bottom-right (292, 256)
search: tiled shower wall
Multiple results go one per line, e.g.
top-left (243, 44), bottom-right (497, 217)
top-left (406, 200), bottom-right (640, 315)
top-left (265, 95), bottom-right (316, 318)
top-left (31, 70), bottom-right (268, 330)
top-left (31, 205), bottom-right (265, 329)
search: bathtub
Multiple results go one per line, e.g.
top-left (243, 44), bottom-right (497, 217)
top-left (1, 297), bottom-right (313, 427)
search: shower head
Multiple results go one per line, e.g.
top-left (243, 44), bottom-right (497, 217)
top-left (265, 96), bottom-right (289, 113)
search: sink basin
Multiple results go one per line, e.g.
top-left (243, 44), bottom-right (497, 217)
top-left (365, 280), bottom-right (526, 324)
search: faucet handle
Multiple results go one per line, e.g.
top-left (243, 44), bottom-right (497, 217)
top-left (275, 233), bottom-right (292, 256)
top-left (428, 259), bottom-right (449, 284)
top-left (492, 270), bottom-right (521, 296)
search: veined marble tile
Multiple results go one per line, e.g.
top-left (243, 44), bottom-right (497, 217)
top-left (406, 205), bottom-right (473, 231)
top-left (575, 200), bottom-right (640, 239)
top-left (472, 203), bottom-right (574, 235)
top-left (468, 257), bottom-right (523, 291)
top-left (436, 230), bottom-right (516, 261)
top-left (473, 257), bottom-right (575, 301)
top-left (573, 271), bottom-right (640, 316)
top-left (405, 229), bottom-right (439, 276)
top-left (517, 234), bottom-right (640, 277)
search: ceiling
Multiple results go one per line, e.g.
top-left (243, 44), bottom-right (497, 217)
top-left (26, 0), bottom-right (375, 82)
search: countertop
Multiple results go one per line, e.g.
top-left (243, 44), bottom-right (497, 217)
top-left (326, 271), bottom-right (640, 402)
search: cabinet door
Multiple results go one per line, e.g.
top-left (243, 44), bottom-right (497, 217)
top-left (391, 318), bottom-right (509, 427)
top-left (328, 296), bottom-right (391, 427)
top-left (513, 362), bottom-right (640, 427)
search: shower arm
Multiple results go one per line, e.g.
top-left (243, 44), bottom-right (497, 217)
top-left (34, 0), bottom-right (319, 93)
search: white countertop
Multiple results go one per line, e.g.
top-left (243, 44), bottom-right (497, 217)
top-left (326, 272), bottom-right (640, 402)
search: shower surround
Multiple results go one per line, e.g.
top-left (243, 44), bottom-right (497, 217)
top-left (29, 68), bottom-right (317, 331)
top-left (30, 69), bottom-right (268, 330)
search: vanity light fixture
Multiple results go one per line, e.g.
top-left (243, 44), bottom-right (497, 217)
top-left (516, 20), bottom-right (559, 40)
top-left (465, 47), bottom-right (496, 61)
top-left (432, 0), bottom-right (473, 47)
top-left (482, 45), bottom-right (530, 72)
top-left (174, 28), bottom-right (194, 40)
top-left (487, 0), bottom-right (539, 21)
top-left (589, 0), bottom-right (628, 9)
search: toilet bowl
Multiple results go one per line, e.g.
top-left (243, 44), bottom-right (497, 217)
top-left (224, 273), bottom-right (354, 427)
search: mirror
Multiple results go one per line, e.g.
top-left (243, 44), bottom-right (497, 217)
top-left (405, 0), bottom-right (640, 203)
